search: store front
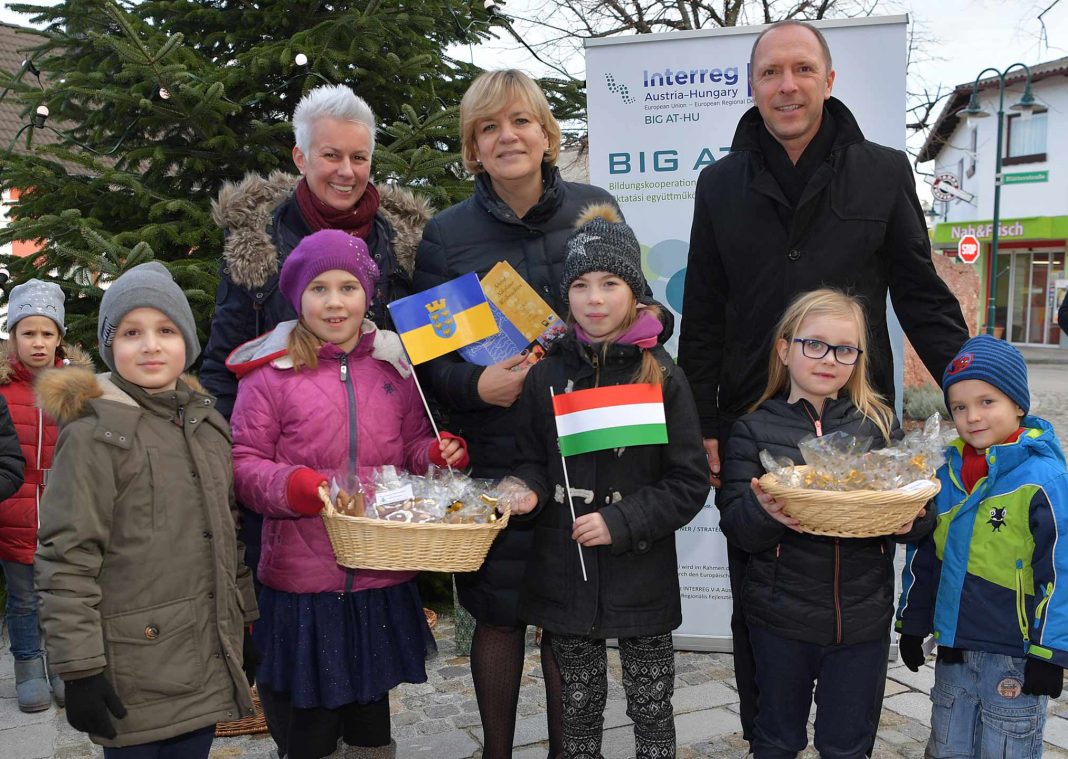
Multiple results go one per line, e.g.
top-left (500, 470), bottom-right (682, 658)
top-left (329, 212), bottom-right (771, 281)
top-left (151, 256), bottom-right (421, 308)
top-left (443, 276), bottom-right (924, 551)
top-left (933, 216), bottom-right (1068, 347)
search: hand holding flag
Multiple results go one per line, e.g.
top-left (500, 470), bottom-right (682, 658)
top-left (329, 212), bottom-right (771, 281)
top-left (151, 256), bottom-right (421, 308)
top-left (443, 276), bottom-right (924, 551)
top-left (550, 383), bottom-right (669, 581)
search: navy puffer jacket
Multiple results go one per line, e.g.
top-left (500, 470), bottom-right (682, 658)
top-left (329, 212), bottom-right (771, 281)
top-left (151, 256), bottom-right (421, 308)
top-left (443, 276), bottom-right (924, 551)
top-left (719, 395), bottom-right (934, 646)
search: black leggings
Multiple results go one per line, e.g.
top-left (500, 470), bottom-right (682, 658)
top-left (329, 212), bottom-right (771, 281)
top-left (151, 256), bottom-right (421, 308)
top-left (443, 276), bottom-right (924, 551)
top-left (257, 685), bottom-right (390, 759)
top-left (470, 622), bottom-right (563, 759)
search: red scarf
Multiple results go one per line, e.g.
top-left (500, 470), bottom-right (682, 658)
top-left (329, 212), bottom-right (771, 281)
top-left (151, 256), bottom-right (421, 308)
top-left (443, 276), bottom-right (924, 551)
top-left (960, 427), bottom-right (1026, 493)
top-left (295, 177), bottom-right (380, 239)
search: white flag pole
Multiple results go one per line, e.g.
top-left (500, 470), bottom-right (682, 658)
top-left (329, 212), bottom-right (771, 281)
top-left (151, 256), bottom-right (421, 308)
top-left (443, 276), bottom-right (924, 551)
top-left (551, 387), bottom-right (589, 582)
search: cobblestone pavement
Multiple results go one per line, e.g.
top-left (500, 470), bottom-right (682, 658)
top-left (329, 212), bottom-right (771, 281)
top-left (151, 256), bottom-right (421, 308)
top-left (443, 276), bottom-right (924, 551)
top-left (5, 616), bottom-right (1068, 759)
top-left (2, 356), bottom-right (1066, 758)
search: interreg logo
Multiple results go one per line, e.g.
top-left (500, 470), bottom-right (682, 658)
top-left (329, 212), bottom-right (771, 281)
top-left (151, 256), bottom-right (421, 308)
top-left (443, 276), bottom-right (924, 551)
top-left (605, 72), bottom-right (635, 105)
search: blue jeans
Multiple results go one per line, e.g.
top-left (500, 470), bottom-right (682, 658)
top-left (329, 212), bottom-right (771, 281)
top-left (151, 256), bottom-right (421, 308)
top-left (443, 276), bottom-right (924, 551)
top-left (749, 625), bottom-right (885, 759)
top-left (1, 560), bottom-right (44, 661)
top-left (928, 651), bottom-right (1046, 758)
top-left (102, 725), bottom-right (214, 758)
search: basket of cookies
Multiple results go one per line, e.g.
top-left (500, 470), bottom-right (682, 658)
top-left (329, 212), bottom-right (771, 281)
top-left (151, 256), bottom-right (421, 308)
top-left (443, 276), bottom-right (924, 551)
top-left (756, 415), bottom-right (949, 538)
top-left (317, 466), bottom-right (511, 572)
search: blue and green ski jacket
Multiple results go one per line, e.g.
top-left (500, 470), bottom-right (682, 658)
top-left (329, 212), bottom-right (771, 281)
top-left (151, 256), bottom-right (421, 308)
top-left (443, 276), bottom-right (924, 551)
top-left (896, 416), bottom-right (1068, 666)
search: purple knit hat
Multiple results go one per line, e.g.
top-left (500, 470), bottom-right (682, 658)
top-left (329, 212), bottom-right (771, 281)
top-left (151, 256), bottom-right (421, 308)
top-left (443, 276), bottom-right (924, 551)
top-left (279, 229), bottom-right (380, 317)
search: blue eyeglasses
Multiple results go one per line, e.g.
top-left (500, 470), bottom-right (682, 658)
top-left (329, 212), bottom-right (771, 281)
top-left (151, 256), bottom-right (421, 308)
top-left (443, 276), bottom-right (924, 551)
top-left (792, 338), bottom-right (863, 366)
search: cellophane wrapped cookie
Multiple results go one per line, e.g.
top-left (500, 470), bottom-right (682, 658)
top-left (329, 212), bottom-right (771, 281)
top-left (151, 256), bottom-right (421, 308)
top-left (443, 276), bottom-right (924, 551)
top-left (324, 465), bottom-right (504, 524)
top-left (760, 413), bottom-right (953, 492)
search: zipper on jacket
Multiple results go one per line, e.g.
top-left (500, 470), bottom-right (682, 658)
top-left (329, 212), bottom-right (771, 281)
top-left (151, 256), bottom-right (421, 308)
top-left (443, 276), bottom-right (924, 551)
top-left (833, 538), bottom-right (843, 643)
top-left (591, 350), bottom-right (601, 388)
top-left (802, 399), bottom-right (825, 437)
top-left (1035, 582), bottom-right (1054, 631)
top-left (340, 355), bottom-right (358, 470)
top-left (1015, 559), bottom-right (1030, 642)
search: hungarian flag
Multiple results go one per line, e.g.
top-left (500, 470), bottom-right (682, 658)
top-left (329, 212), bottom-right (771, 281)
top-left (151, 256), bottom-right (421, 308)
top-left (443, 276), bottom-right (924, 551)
top-left (552, 384), bottom-right (668, 457)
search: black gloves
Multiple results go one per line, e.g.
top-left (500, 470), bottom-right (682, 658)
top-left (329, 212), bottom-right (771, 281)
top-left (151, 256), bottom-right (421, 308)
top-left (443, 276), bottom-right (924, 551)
top-left (243, 626), bottom-right (260, 687)
top-left (898, 634), bottom-right (926, 672)
top-left (1023, 658), bottom-right (1064, 698)
top-left (65, 673), bottom-right (127, 739)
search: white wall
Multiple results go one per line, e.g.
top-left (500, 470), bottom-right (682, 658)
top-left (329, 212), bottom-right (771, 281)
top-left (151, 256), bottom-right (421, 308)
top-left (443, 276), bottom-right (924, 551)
top-left (933, 76), bottom-right (1068, 222)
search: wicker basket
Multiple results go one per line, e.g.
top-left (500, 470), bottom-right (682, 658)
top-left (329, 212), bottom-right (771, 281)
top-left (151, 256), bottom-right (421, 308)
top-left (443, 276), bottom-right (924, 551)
top-left (758, 466), bottom-right (940, 538)
top-left (318, 486), bottom-right (510, 572)
top-left (215, 687), bottom-right (269, 737)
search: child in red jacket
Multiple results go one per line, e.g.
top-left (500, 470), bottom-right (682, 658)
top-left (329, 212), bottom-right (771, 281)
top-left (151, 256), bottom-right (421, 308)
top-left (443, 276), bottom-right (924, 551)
top-left (0, 279), bottom-right (77, 711)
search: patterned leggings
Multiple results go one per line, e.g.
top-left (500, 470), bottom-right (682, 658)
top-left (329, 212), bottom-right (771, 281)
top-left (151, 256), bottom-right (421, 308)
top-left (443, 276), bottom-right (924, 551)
top-left (551, 632), bottom-right (676, 759)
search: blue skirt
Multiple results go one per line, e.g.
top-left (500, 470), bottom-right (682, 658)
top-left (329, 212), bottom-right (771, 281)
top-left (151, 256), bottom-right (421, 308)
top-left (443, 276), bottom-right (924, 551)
top-left (254, 579), bottom-right (437, 710)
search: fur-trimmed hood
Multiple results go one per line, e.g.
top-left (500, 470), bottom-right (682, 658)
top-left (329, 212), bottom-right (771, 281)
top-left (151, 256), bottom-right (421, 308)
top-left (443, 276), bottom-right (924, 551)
top-left (36, 367), bottom-right (209, 426)
top-left (211, 171), bottom-right (433, 289)
top-left (0, 341), bottom-right (94, 385)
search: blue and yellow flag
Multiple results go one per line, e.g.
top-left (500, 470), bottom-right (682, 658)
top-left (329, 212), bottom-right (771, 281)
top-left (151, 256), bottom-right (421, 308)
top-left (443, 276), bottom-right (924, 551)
top-left (387, 272), bottom-right (498, 364)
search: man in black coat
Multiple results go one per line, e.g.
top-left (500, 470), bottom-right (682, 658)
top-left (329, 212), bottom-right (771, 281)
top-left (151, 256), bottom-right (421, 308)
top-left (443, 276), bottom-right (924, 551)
top-left (1059, 292), bottom-right (1067, 337)
top-left (676, 20), bottom-right (969, 747)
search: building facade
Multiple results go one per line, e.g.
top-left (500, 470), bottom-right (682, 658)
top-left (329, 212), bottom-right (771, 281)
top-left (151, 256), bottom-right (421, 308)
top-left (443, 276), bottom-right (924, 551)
top-left (921, 56), bottom-right (1067, 347)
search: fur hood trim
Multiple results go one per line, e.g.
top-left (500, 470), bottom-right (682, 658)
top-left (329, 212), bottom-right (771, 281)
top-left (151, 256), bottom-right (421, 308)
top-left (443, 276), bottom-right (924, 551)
top-left (212, 171), bottom-right (433, 289)
top-left (0, 341), bottom-right (94, 385)
top-left (36, 367), bottom-right (207, 425)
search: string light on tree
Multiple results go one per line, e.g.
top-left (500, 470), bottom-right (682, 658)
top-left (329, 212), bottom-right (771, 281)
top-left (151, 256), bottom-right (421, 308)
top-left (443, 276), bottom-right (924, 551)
top-left (294, 53), bottom-right (308, 66)
top-left (158, 87), bottom-right (171, 100)
top-left (33, 105), bottom-right (49, 128)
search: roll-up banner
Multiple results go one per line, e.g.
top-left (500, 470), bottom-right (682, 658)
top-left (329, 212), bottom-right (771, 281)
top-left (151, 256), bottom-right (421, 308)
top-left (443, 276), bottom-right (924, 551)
top-left (585, 17), bottom-right (908, 651)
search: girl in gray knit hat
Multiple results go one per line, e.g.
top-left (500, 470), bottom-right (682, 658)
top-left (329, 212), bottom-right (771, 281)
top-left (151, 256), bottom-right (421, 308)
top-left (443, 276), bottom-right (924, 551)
top-left (501, 203), bottom-right (709, 759)
top-left (0, 279), bottom-right (92, 713)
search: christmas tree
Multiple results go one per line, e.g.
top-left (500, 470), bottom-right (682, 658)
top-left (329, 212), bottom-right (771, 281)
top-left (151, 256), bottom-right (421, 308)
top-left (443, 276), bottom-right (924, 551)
top-left (0, 0), bottom-right (508, 351)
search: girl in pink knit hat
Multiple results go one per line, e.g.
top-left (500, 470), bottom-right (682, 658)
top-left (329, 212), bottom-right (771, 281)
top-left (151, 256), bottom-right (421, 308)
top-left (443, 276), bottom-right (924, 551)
top-left (227, 229), bottom-right (467, 759)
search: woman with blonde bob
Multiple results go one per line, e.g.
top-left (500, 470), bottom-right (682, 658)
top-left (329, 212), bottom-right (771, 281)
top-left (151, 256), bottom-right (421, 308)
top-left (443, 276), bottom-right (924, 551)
top-left (719, 288), bottom-right (933, 758)
top-left (413, 69), bottom-right (669, 758)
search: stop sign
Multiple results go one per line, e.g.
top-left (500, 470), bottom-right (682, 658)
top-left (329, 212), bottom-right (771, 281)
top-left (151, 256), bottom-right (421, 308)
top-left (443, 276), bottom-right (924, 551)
top-left (958, 235), bottom-right (980, 264)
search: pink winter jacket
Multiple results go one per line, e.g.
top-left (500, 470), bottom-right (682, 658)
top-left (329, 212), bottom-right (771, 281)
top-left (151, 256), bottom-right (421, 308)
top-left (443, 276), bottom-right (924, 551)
top-left (228, 320), bottom-right (434, 593)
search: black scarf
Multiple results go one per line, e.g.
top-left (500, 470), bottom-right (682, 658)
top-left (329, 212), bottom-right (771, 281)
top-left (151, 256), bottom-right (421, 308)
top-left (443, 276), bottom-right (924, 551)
top-left (758, 105), bottom-right (838, 214)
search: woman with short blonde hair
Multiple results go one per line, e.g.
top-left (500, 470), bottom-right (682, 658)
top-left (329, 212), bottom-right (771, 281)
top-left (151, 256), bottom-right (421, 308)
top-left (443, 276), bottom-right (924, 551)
top-left (414, 69), bottom-right (669, 759)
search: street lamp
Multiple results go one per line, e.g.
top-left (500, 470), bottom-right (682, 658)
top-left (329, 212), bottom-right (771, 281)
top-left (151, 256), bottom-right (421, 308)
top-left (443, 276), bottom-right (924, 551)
top-left (961, 63), bottom-right (1038, 337)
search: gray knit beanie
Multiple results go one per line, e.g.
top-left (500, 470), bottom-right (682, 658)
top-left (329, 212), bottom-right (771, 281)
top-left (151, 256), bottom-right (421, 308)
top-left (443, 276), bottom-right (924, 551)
top-left (561, 203), bottom-right (646, 301)
top-left (6, 279), bottom-right (66, 335)
top-left (98, 262), bottom-right (200, 372)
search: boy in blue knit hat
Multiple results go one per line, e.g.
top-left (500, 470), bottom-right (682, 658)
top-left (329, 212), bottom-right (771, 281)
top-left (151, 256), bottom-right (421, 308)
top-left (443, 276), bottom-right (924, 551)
top-left (896, 335), bottom-right (1068, 758)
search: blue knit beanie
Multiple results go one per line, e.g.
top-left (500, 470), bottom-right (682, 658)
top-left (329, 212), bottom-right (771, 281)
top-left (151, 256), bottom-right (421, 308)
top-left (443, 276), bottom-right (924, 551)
top-left (942, 334), bottom-right (1029, 414)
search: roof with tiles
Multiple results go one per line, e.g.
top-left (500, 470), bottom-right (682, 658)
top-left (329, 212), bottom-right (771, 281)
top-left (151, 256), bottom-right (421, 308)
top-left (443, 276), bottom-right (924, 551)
top-left (0, 22), bottom-right (58, 159)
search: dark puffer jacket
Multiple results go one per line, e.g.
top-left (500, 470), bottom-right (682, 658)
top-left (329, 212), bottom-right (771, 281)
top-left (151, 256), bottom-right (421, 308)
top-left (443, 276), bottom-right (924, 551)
top-left (719, 395), bottom-right (933, 646)
top-left (413, 166), bottom-right (631, 626)
top-left (678, 97), bottom-right (968, 444)
top-left (512, 333), bottom-right (708, 638)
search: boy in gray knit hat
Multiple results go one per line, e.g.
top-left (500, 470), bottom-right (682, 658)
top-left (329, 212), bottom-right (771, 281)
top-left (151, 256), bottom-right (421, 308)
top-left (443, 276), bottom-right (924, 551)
top-left (33, 260), bottom-right (257, 750)
top-left (97, 261), bottom-right (200, 375)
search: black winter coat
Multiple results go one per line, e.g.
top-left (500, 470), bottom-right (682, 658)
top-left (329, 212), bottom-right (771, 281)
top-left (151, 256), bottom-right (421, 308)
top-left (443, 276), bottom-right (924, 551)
top-left (0, 396), bottom-right (25, 504)
top-left (414, 166), bottom-right (659, 625)
top-left (1059, 292), bottom-right (1067, 337)
top-left (719, 395), bottom-right (934, 646)
top-left (512, 333), bottom-right (708, 638)
top-left (677, 98), bottom-right (968, 443)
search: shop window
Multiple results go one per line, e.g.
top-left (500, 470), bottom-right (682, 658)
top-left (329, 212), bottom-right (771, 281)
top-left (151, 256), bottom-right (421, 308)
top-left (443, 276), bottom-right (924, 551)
top-left (1004, 109), bottom-right (1047, 165)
